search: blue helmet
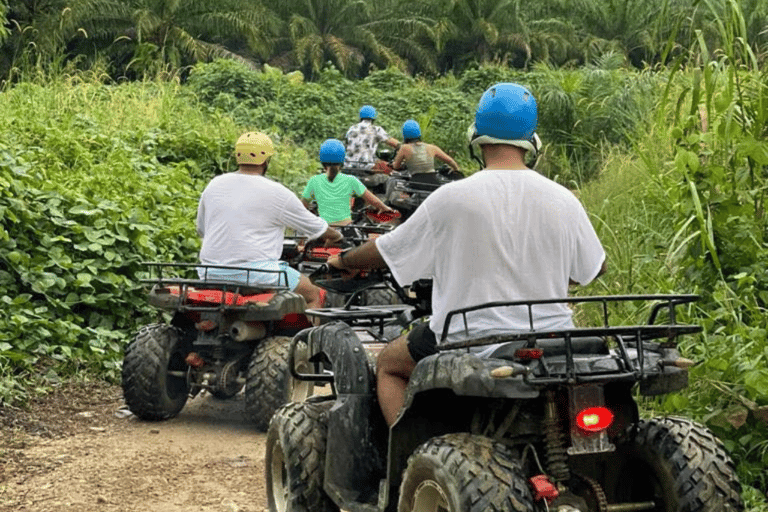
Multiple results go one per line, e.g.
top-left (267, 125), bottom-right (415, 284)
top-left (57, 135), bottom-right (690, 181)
top-left (319, 138), bottom-right (346, 164)
top-left (402, 119), bottom-right (421, 139)
top-left (359, 105), bottom-right (377, 120)
top-left (474, 83), bottom-right (537, 141)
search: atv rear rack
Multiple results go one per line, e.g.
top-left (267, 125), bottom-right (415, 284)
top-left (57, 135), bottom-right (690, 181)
top-left (439, 294), bottom-right (700, 387)
top-left (440, 294), bottom-right (699, 344)
top-left (140, 262), bottom-right (304, 320)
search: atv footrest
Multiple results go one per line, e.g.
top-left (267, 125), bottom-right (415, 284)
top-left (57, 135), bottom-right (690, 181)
top-left (305, 304), bottom-right (411, 324)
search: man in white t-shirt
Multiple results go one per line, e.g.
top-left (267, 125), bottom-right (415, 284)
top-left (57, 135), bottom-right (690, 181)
top-left (327, 83), bottom-right (606, 426)
top-left (197, 132), bottom-right (342, 308)
top-left (343, 105), bottom-right (400, 171)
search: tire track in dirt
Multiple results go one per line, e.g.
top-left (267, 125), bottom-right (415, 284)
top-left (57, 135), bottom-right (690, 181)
top-left (1, 387), bottom-right (269, 512)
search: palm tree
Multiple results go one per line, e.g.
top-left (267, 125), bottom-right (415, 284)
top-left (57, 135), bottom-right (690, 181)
top-left (61, 0), bottom-right (281, 76)
top-left (541, 0), bottom-right (691, 67)
top-left (1, 2), bottom-right (9, 44)
top-left (434, 0), bottom-right (532, 72)
top-left (1, 0), bottom-right (70, 81)
top-left (270, 0), bottom-right (436, 78)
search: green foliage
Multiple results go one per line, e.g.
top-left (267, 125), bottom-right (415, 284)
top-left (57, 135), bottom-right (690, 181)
top-left (577, 1), bottom-right (768, 496)
top-left (60, 0), bottom-right (281, 78)
top-left (1, 44), bottom-right (767, 505)
top-left (0, 78), bottom-right (240, 401)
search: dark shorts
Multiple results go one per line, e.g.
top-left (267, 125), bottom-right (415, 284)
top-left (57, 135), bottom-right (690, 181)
top-left (406, 321), bottom-right (437, 362)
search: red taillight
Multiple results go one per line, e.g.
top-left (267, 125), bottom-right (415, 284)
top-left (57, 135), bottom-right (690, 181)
top-left (575, 407), bottom-right (614, 432)
top-left (185, 352), bottom-right (205, 368)
top-left (195, 320), bottom-right (217, 331)
top-left (514, 348), bottom-right (543, 360)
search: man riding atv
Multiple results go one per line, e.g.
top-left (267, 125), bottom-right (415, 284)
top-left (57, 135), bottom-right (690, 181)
top-left (197, 131), bottom-right (342, 309)
top-left (329, 82), bottom-right (607, 426)
top-left (343, 105), bottom-right (400, 172)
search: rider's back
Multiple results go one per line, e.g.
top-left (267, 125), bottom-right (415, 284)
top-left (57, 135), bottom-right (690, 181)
top-left (375, 169), bottom-right (605, 339)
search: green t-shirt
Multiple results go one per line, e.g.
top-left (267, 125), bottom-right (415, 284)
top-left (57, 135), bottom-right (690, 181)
top-left (302, 173), bottom-right (367, 223)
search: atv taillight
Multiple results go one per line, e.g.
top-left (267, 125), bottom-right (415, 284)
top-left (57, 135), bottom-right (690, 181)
top-left (196, 320), bottom-right (217, 331)
top-left (514, 348), bottom-right (543, 360)
top-left (575, 407), bottom-right (614, 432)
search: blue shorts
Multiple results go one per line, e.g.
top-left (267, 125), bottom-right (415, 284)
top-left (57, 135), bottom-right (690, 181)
top-left (198, 261), bottom-right (301, 291)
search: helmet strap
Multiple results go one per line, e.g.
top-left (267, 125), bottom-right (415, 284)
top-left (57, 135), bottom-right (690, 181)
top-left (468, 143), bottom-right (485, 170)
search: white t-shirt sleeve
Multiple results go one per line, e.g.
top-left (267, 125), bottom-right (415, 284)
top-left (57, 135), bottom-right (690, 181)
top-left (196, 196), bottom-right (205, 237)
top-left (569, 204), bottom-right (605, 285)
top-left (280, 192), bottom-right (329, 240)
top-left (375, 202), bottom-right (435, 286)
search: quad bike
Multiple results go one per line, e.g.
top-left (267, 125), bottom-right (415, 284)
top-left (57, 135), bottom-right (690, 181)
top-left (284, 218), bottom-right (401, 308)
top-left (385, 165), bottom-right (464, 220)
top-left (266, 289), bottom-right (744, 512)
top-left (344, 146), bottom-right (397, 196)
top-left (121, 262), bottom-right (319, 431)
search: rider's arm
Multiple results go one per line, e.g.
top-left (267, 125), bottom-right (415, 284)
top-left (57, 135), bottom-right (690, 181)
top-left (386, 137), bottom-right (400, 148)
top-left (361, 189), bottom-right (392, 212)
top-left (301, 198), bottom-right (312, 210)
top-left (319, 226), bottom-right (344, 246)
top-left (393, 145), bottom-right (407, 170)
top-left (569, 259), bottom-right (607, 286)
top-left (432, 145), bottom-right (460, 172)
top-left (328, 239), bottom-right (387, 270)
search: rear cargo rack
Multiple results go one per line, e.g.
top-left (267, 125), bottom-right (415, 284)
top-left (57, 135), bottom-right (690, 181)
top-left (439, 295), bottom-right (701, 385)
top-left (140, 262), bottom-right (296, 315)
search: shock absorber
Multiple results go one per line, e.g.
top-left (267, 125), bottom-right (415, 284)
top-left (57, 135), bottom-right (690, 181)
top-left (543, 390), bottom-right (570, 482)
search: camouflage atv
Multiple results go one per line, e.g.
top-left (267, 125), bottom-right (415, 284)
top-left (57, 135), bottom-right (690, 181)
top-left (266, 292), bottom-right (743, 512)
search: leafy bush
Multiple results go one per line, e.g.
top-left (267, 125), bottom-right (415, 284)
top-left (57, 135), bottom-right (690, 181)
top-left (0, 79), bottom-right (239, 400)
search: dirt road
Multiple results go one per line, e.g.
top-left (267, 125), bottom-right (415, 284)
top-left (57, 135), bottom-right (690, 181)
top-left (0, 381), bottom-right (270, 512)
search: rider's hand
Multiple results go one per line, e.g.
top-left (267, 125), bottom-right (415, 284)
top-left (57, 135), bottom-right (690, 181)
top-left (324, 236), bottom-right (343, 248)
top-left (328, 253), bottom-right (359, 280)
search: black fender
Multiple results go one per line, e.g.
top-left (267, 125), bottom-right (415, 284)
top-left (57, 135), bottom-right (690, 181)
top-left (294, 322), bottom-right (389, 509)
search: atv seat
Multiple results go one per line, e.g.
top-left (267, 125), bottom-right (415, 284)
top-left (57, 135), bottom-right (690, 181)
top-left (406, 172), bottom-right (443, 191)
top-left (488, 336), bottom-right (609, 360)
top-left (156, 284), bottom-right (276, 306)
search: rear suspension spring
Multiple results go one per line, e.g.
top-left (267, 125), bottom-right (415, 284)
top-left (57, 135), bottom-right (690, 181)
top-left (543, 390), bottom-right (570, 482)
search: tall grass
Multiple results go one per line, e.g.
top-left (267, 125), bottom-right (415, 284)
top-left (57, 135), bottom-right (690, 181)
top-left (577, 1), bottom-right (768, 501)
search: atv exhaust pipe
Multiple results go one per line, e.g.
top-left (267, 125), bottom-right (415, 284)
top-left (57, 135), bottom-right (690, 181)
top-left (230, 321), bottom-right (266, 342)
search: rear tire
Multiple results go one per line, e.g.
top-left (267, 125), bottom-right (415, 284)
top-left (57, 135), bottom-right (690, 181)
top-left (361, 287), bottom-right (400, 306)
top-left (398, 433), bottom-right (533, 512)
top-left (266, 401), bottom-right (338, 512)
top-left (245, 336), bottom-right (314, 431)
top-left (610, 417), bottom-right (744, 511)
top-left (121, 323), bottom-right (190, 421)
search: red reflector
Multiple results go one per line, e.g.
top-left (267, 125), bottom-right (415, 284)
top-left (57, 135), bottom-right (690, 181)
top-left (575, 407), bottom-right (614, 432)
top-left (514, 348), bottom-right (543, 360)
top-left (529, 475), bottom-right (559, 502)
top-left (195, 320), bottom-right (217, 331)
top-left (185, 352), bottom-right (205, 368)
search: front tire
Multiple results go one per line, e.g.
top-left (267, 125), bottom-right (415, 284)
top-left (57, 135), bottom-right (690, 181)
top-left (121, 323), bottom-right (190, 421)
top-left (245, 336), bottom-right (314, 431)
top-left (398, 433), bottom-right (533, 512)
top-left (610, 417), bottom-right (744, 511)
top-left (266, 401), bottom-right (338, 512)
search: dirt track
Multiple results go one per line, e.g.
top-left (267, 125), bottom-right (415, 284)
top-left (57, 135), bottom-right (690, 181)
top-left (0, 382), bottom-right (269, 512)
